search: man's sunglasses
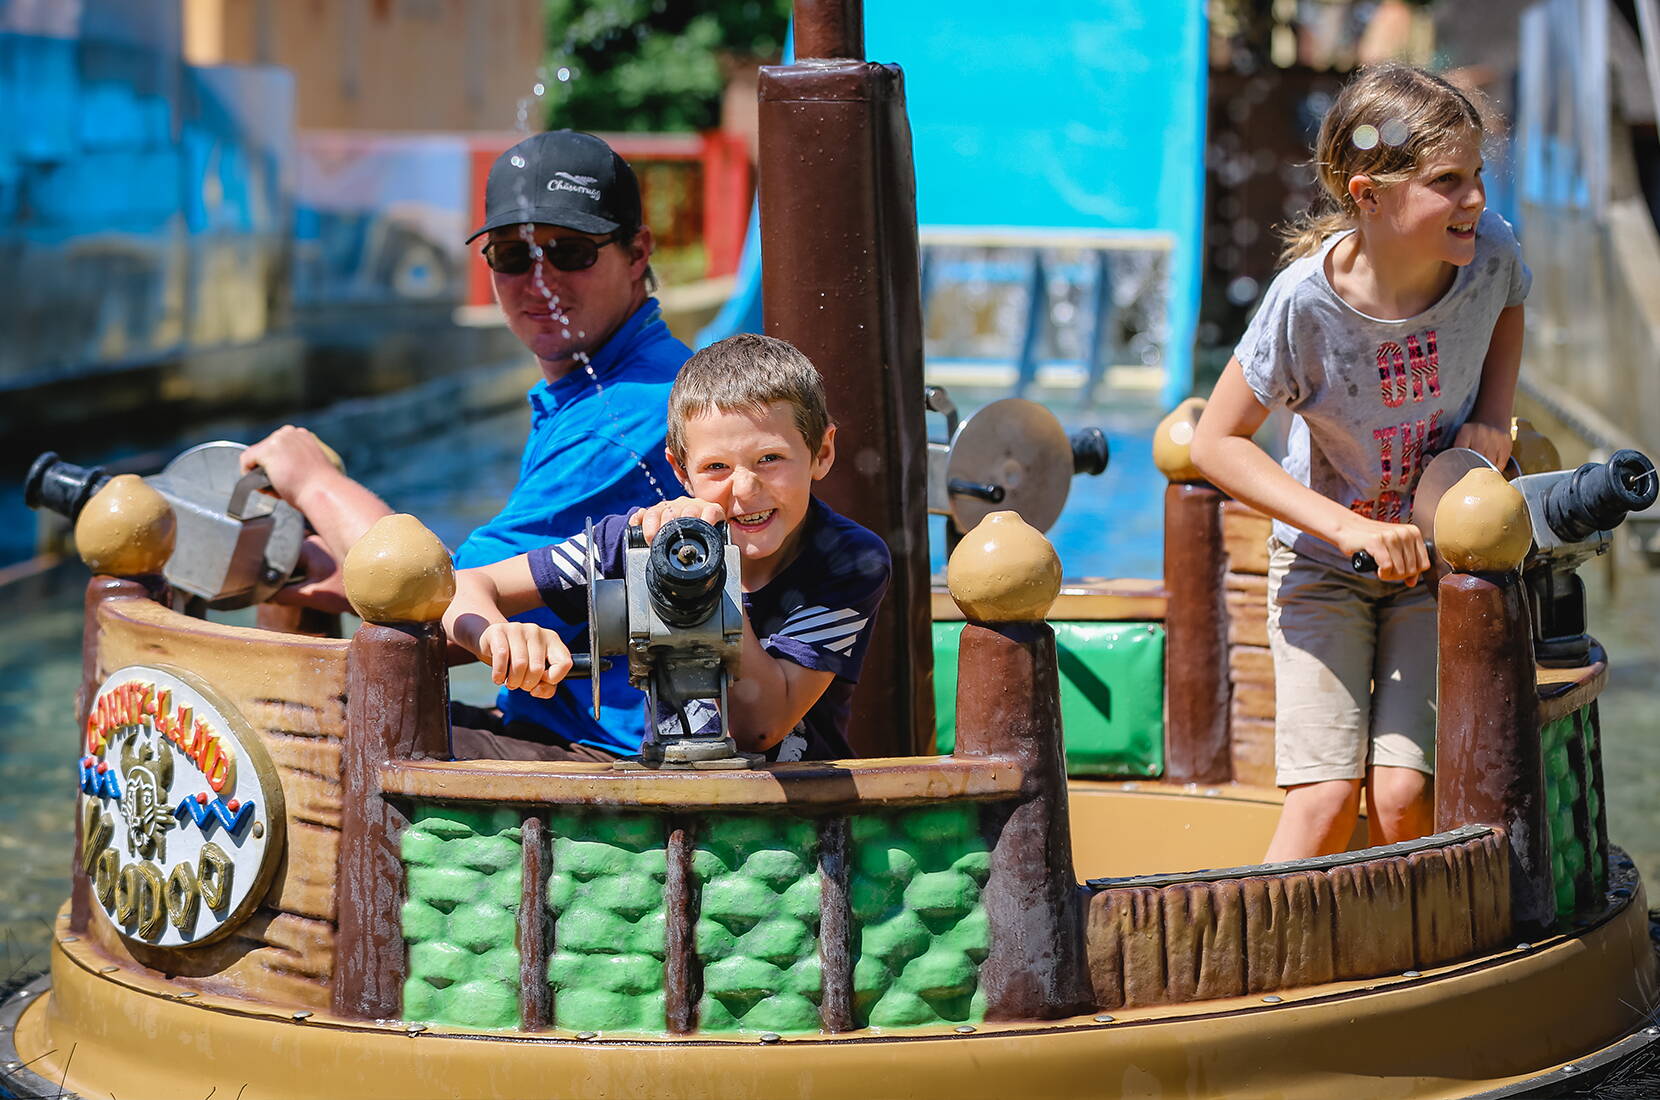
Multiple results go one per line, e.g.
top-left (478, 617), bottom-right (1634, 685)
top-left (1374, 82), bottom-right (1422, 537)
top-left (481, 233), bottom-right (627, 275)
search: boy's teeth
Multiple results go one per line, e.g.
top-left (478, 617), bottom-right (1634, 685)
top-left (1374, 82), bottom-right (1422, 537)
top-left (734, 510), bottom-right (772, 524)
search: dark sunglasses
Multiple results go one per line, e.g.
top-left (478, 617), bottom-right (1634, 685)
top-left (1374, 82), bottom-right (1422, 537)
top-left (481, 233), bottom-right (626, 275)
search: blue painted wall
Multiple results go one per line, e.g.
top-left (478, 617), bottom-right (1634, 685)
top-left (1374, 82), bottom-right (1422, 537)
top-left (704, 6), bottom-right (1209, 406)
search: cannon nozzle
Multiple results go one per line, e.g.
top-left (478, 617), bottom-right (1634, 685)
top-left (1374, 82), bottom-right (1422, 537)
top-left (24, 452), bottom-right (110, 522)
top-left (646, 517), bottom-right (727, 628)
top-left (1070, 428), bottom-right (1110, 477)
top-left (1541, 449), bottom-right (1659, 544)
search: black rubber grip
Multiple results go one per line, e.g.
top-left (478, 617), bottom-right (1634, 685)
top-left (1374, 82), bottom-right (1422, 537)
top-left (1351, 550), bottom-right (1378, 573)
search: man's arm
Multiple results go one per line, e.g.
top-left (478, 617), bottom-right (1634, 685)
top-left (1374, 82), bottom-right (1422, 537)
top-left (1452, 303), bottom-right (1524, 468)
top-left (241, 426), bottom-right (394, 562)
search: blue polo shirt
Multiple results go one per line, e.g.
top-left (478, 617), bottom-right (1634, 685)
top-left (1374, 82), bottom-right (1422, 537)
top-left (452, 299), bottom-right (688, 753)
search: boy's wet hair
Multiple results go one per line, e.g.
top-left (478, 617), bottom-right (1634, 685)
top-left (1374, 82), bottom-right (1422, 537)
top-left (1281, 63), bottom-right (1490, 265)
top-left (667, 333), bottom-right (832, 462)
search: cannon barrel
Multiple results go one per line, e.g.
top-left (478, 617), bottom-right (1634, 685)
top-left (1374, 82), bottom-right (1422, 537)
top-left (1541, 449), bottom-right (1658, 544)
top-left (645, 517), bottom-right (728, 628)
top-left (1070, 428), bottom-right (1110, 477)
top-left (24, 452), bottom-right (111, 522)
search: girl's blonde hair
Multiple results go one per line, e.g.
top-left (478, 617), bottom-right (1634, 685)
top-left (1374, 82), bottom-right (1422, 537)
top-left (1279, 64), bottom-right (1487, 265)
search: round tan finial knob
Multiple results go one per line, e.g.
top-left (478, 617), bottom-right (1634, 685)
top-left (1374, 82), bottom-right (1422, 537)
top-left (1434, 467), bottom-right (1533, 574)
top-left (343, 514), bottom-right (456, 623)
top-left (1511, 417), bottom-right (1561, 475)
top-left (74, 474), bottom-right (176, 576)
top-left (1153, 397), bottom-right (1207, 484)
top-left (947, 510), bottom-right (1062, 622)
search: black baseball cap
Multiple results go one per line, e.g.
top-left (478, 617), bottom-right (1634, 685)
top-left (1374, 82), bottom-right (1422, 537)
top-left (466, 130), bottom-right (641, 243)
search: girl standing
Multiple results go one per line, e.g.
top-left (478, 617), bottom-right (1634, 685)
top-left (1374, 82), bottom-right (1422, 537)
top-left (1191, 65), bottom-right (1530, 860)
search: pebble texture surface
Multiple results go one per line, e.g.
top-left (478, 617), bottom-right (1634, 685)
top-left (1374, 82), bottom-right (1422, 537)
top-left (693, 814), bottom-right (823, 1032)
top-left (401, 806), bottom-right (525, 1029)
top-left (848, 804), bottom-right (991, 1027)
top-left (546, 809), bottom-right (670, 1032)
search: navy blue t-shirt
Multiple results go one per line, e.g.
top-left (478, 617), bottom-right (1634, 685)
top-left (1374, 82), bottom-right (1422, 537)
top-left (526, 497), bottom-right (890, 760)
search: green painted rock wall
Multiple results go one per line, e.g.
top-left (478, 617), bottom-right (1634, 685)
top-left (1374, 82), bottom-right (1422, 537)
top-left (693, 815), bottom-right (823, 1032)
top-left (848, 804), bottom-right (990, 1027)
top-left (401, 806), bottom-right (525, 1029)
top-left (546, 809), bottom-right (669, 1031)
top-left (933, 619), bottom-right (1165, 776)
top-left (1540, 709), bottom-right (1602, 922)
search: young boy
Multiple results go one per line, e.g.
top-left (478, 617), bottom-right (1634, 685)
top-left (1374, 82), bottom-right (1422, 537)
top-left (443, 333), bottom-right (891, 762)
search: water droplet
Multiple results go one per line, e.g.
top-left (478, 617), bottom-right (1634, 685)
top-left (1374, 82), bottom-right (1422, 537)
top-left (1379, 119), bottom-right (1409, 147)
top-left (511, 155), bottom-right (526, 169)
top-left (557, 67), bottom-right (572, 82)
top-left (1352, 124), bottom-right (1381, 151)
top-left (533, 82), bottom-right (546, 97)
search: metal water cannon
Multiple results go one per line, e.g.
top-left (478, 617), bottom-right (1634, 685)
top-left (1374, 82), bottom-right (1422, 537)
top-left (25, 442), bottom-right (307, 610)
top-left (1512, 449), bottom-right (1659, 666)
top-left (578, 516), bottom-right (747, 768)
top-left (923, 386), bottom-right (1109, 543)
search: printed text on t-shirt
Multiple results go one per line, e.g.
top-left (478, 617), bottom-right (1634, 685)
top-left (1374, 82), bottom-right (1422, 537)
top-left (1356, 330), bottom-right (1443, 521)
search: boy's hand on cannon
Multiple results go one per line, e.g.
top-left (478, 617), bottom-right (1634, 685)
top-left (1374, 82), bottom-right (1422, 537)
top-left (1453, 420), bottom-right (1513, 471)
top-left (476, 621), bottom-right (573, 698)
top-left (631, 497), bottom-right (726, 544)
top-left (1340, 516), bottom-right (1431, 584)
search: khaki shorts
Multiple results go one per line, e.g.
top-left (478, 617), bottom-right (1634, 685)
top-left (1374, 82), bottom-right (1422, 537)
top-left (1266, 538), bottom-right (1438, 786)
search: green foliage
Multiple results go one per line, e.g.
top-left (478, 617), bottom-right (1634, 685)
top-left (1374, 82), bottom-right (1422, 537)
top-left (542, 0), bottom-right (792, 133)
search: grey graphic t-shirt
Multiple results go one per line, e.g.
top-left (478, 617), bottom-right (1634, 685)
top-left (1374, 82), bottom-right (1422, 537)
top-left (1235, 208), bottom-right (1531, 568)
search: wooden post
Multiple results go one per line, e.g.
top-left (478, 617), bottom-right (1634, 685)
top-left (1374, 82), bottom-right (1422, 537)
top-left (817, 816), bottom-right (855, 1032)
top-left (758, 4), bottom-right (932, 757)
top-left (1432, 469), bottom-right (1550, 935)
top-left (1434, 572), bottom-right (1552, 934)
top-left (333, 514), bottom-right (455, 1020)
top-left (1154, 398), bottom-right (1231, 784)
top-left (948, 512), bottom-right (1088, 1020)
top-left (1163, 483), bottom-right (1231, 783)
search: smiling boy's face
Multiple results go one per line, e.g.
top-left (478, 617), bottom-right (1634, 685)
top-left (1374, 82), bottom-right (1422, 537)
top-left (669, 401), bottom-right (835, 583)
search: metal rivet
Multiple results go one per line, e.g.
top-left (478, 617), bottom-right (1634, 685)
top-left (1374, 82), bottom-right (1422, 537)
top-left (576, 1031), bottom-right (598, 1040)
top-left (407, 1024), bottom-right (426, 1035)
top-left (1261, 995), bottom-right (1283, 1004)
top-left (1122, 782), bottom-right (1139, 791)
top-left (1204, 788), bottom-right (1221, 796)
top-left (176, 991), bottom-right (198, 999)
top-left (60, 935), bottom-right (78, 943)
top-left (953, 1025), bottom-right (975, 1034)
top-left (1516, 942), bottom-right (1532, 951)
top-left (98, 965), bottom-right (118, 973)
top-left (1402, 970), bottom-right (1421, 978)
top-left (1645, 1026), bottom-right (1659, 1037)
top-left (5, 1062), bottom-right (18, 1071)
top-left (1562, 1064), bottom-right (1578, 1074)
top-left (1094, 1014), bottom-right (1115, 1023)
top-left (292, 1010), bottom-right (312, 1021)
top-left (760, 1032), bottom-right (782, 1043)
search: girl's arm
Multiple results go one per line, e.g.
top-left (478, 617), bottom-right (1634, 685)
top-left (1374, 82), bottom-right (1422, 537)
top-left (1453, 303), bottom-right (1524, 468)
top-left (725, 619), bottom-right (837, 752)
top-left (1191, 358), bottom-right (1431, 583)
top-left (442, 556), bottom-right (572, 699)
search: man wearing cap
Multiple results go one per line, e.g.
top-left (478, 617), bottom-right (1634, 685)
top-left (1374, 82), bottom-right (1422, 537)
top-left (242, 130), bottom-right (689, 761)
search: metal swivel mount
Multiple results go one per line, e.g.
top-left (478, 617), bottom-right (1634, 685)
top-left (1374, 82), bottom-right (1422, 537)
top-left (923, 385), bottom-right (1110, 545)
top-left (1512, 448), bottom-right (1660, 667)
top-left (27, 443), bottom-right (308, 611)
top-left (579, 516), bottom-right (749, 769)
